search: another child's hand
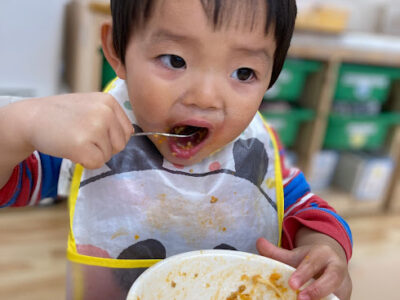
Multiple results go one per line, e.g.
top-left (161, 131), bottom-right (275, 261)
top-left (22, 93), bottom-right (133, 169)
top-left (256, 228), bottom-right (352, 300)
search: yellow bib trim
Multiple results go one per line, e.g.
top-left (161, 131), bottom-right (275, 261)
top-left (67, 249), bottom-right (161, 269)
top-left (68, 164), bottom-right (83, 255)
top-left (258, 112), bottom-right (284, 247)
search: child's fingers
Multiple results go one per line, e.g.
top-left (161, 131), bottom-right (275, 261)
top-left (109, 95), bottom-right (134, 142)
top-left (109, 117), bottom-right (129, 155)
top-left (65, 124), bottom-right (111, 169)
top-left (289, 246), bottom-right (331, 290)
top-left (332, 272), bottom-right (352, 300)
top-left (74, 142), bottom-right (107, 169)
top-left (298, 264), bottom-right (345, 300)
top-left (256, 238), bottom-right (306, 268)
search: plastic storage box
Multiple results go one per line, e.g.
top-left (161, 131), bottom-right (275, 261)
top-left (334, 63), bottom-right (400, 103)
top-left (323, 113), bottom-right (400, 150)
top-left (308, 150), bottom-right (340, 191)
top-left (264, 59), bottom-right (322, 101)
top-left (261, 108), bottom-right (315, 147)
top-left (333, 152), bottom-right (394, 201)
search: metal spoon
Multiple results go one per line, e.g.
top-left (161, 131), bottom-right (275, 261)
top-left (132, 131), bottom-right (196, 138)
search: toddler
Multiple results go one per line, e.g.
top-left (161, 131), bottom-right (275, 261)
top-left (0, 0), bottom-right (352, 299)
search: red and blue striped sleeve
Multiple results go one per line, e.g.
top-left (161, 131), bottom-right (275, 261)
top-left (271, 129), bottom-right (353, 261)
top-left (0, 152), bottom-right (62, 207)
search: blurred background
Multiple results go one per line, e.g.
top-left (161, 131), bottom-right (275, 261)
top-left (0, 0), bottom-right (399, 299)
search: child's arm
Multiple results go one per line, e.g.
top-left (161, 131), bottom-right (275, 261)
top-left (257, 129), bottom-right (352, 300)
top-left (0, 152), bottom-right (62, 207)
top-left (0, 98), bottom-right (35, 188)
top-left (0, 93), bottom-right (133, 204)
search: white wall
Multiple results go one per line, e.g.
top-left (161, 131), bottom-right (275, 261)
top-left (0, 0), bottom-right (70, 97)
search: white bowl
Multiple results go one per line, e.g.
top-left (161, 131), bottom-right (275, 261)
top-left (126, 250), bottom-right (338, 300)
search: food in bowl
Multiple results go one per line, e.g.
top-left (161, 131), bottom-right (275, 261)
top-left (126, 250), bottom-right (338, 300)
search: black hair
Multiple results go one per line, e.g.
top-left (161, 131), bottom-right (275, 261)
top-left (110, 0), bottom-right (297, 88)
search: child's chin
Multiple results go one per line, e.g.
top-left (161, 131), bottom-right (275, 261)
top-left (163, 151), bottom-right (208, 167)
top-left (165, 155), bottom-right (199, 167)
top-left (155, 144), bottom-right (207, 166)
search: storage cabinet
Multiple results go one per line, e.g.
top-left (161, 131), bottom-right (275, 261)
top-left (288, 34), bottom-right (400, 217)
top-left (264, 59), bottom-right (322, 101)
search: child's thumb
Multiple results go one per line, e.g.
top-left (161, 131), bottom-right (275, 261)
top-left (256, 237), bottom-right (303, 268)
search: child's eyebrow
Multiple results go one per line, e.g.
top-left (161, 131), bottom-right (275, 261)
top-left (150, 29), bottom-right (196, 45)
top-left (232, 46), bottom-right (272, 62)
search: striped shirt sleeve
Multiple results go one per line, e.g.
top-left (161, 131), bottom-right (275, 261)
top-left (271, 129), bottom-right (353, 261)
top-left (0, 152), bottom-right (62, 207)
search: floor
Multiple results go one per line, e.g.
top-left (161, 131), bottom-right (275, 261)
top-left (1, 202), bottom-right (400, 300)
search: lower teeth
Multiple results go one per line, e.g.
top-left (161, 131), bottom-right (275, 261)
top-left (177, 141), bottom-right (194, 150)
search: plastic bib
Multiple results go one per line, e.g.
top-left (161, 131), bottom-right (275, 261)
top-left (66, 79), bottom-right (284, 300)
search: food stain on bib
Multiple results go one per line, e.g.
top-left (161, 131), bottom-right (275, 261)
top-left (145, 193), bottom-right (235, 246)
top-left (210, 196), bottom-right (219, 203)
top-left (265, 178), bottom-right (275, 189)
top-left (111, 229), bottom-right (129, 240)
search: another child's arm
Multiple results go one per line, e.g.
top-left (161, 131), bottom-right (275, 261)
top-left (0, 93), bottom-right (133, 205)
top-left (257, 129), bottom-right (352, 300)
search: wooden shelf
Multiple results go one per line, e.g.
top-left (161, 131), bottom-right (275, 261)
top-left (318, 188), bottom-right (385, 218)
top-left (65, 1), bottom-right (111, 92)
top-left (289, 33), bottom-right (400, 67)
top-left (287, 33), bottom-right (400, 217)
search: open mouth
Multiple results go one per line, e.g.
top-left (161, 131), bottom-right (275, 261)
top-left (168, 125), bottom-right (209, 159)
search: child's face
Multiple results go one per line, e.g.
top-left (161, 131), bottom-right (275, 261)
top-left (122, 0), bottom-right (276, 166)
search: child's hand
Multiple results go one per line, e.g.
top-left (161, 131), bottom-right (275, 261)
top-left (256, 228), bottom-right (352, 300)
top-left (22, 93), bottom-right (133, 169)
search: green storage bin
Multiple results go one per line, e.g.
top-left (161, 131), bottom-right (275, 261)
top-left (264, 59), bottom-right (321, 101)
top-left (100, 49), bottom-right (117, 90)
top-left (261, 109), bottom-right (315, 147)
top-left (334, 64), bottom-right (400, 103)
top-left (324, 113), bottom-right (400, 150)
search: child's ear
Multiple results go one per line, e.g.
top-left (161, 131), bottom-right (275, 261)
top-left (101, 22), bottom-right (127, 79)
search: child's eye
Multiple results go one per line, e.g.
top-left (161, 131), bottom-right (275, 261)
top-left (231, 68), bottom-right (256, 82)
top-left (159, 55), bottom-right (186, 69)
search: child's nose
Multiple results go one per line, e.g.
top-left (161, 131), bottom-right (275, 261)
top-left (182, 74), bottom-right (224, 110)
